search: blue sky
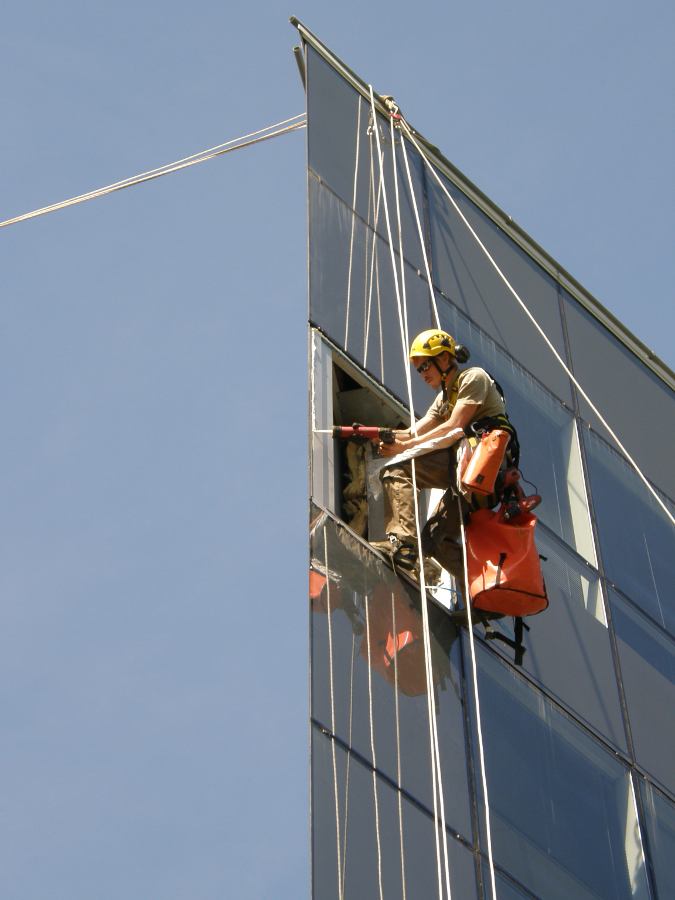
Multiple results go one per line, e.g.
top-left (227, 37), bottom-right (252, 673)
top-left (1, 2), bottom-right (673, 898)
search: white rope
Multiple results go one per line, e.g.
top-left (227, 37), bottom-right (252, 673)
top-left (391, 592), bottom-right (408, 900)
top-left (375, 247), bottom-right (385, 384)
top-left (340, 632), bottom-right (357, 892)
top-left (458, 501), bottom-right (498, 900)
top-left (364, 593), bottom-right (385, 900)
top-left (0, 115), bottom-right (306, 230)
top-left (323, 526), bottom-right (344, 900)
top-left (390, 107), bottom-right (455, 900)
top-left (369, 85), bottom-right (452, 900)
top-left (400, 118), bottom-right (675, 529)
top-left (393, 106), bottom-right (496, 895)
top-left (391, 117), bottom-right (412, 355)
top-left (399, 131), bottom-right (441, 330)
top-left (345, 98), bottom-right (363, 351)
top-left (364, 133), bottom-right (377, 364)
top-left (364, 128), bottom-right (385, 373)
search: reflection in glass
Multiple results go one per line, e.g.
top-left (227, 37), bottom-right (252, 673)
top-left (491, 528), bottom-right (626, 750)
top-left (427, 168), bottom-right (572, 404)
top-left (310, 506), bottom-right (472, 840)
top-left (610, 591), bottom-right (675, 794)
top-left (307, 46), bottom-right (428, 274)
top-left (585, 430), bottom-right (675, 634)
top-left (471, 645), bottom-right (650, 899)
top-left (563, 289), bottom-right (675, 500)
top-left (312, 726), bottom-right (478, 900)
top-left (639, 779), bottom-right (675, 900)
top-left (309, 176), bottom-right (438, 411)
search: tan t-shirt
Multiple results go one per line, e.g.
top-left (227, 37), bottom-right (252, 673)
top-left (425, 367), bottom-right (506, 425)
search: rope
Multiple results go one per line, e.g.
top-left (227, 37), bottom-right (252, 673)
top-left (391, 592), bottom-right (408, 900)
top-left (340, 631), bottom-right (357, 892)
top-left (323, 526), bottom-right (344, 900)
top-left (386, 104), bottom-right (500, 895)
top-left (369, 85), bottom-right (452, 900)
top-left (390, 107), bottom-right (496, 896)
top-left (390, 117), bottom-right (412, 356)
top-left (400, 118), bottom-right (675, 530)
top-left (390, 103), bottom-right (456, 900)
top-left (364, 131), bottom-right (377, 365)
top-left (458, 500), bottom-right (498, 900)
top-left (0, 115), bottom-right (306, 230)
top-left (364, 593), bottom-right (385, 900)
top-left (398, 132), bottom-right (441, 330)
top-left (364, 127), bottom-right (385, 376)
top-left (345, 98), bottom-right (363, 351)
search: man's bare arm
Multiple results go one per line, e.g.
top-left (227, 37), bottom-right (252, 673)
top-left (379, 401), bottom-right (480, 457)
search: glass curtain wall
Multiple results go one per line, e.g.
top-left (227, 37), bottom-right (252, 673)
top-left (305, 33), bottom-right (674, 900)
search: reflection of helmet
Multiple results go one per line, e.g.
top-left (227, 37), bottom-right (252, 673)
top-left (409, 329), bottom-right (470, 363)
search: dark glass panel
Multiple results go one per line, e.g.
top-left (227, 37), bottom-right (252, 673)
top-left (469, 645), bottom-right (650, 900)
top-left (307, 46), bottom-right (428, 274)
top-left (309, 176), bottom-right (436, 412)
top-left (584, 429), bottom-right (675, 634)
top-left (490, 528), bottom-right (625, 751)
top-left (494, 872), bottom-right (537, 899)
top-left (436, 294), bottom-right (596, 562)
top-left (610, 592), bottom-right (675, 794)
top-left (311, 726), bottom-right (477, 899)
top-left (480, 863), bottom-right (538, 899)
top-left (427, 170), bottom-right (572, 404)
top-left (639, 779), bottom-right (675, 900)
top-left (563, 290), bottom-right (675, 500)
top-left (310, 509), bottom-right (472, 840)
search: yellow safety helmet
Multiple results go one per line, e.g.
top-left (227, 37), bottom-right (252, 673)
top-left (409, 329), bottom-right (470, 364)
top-left (409, 329), bottom-right (456, 359)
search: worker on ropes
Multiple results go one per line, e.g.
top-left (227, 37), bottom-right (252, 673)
top-left (371, 328), bottom-right (516, 583)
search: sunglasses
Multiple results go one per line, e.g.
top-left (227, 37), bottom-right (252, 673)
top-left (416, 360), bottom-right (434, 374)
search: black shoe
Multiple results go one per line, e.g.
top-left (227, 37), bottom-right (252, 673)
top-left (370, 535), bottom-right (418, 571)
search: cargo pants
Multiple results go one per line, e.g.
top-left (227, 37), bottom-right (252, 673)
top-left (380, 449), bottom-right (470, 582)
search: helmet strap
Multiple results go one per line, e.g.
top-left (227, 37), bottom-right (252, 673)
top-left (430, 357), bottom-right (455, 400)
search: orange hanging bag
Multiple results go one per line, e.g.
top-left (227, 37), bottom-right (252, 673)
top-left (465, 504), bottom-right (548, 617)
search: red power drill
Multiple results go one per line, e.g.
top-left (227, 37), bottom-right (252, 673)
top-left (332, 423), bottom-right (395, 444)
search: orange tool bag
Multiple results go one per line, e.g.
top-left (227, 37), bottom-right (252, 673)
top-left (465, 504), bottom-right (548, 617)
top-left (461, 428), bottom-right (511, 496)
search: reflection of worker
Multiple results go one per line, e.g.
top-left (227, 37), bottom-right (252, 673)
top-left (372, 329), bottom-right (511, 582)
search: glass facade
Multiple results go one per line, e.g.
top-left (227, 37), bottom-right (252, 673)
top-left (304, 32), bottom-right (675, 900)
